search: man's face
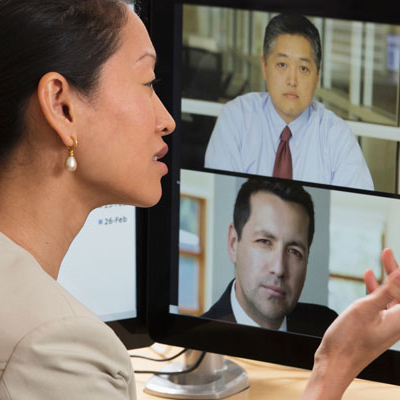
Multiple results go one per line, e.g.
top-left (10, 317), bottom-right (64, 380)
top-left (261, 34), bottom-right (319, 124)
top-left (228, 191), bottom-right (309, 329)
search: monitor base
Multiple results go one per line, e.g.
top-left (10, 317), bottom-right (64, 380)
top-left (144, 350), bottom-right (249, 399)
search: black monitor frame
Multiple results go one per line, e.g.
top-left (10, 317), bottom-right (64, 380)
top-left (147, 0), bottom-right (400, 385)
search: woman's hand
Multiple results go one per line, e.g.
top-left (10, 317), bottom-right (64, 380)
top-left (301, 249), bottom-right (400, 400)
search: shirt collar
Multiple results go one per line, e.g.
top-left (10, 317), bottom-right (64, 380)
top-left (230, 279), bottom-right (287, 331)
top-left (265, 92), bottom-right (311, 145)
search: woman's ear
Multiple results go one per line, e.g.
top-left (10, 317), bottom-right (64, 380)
top-left (37, 72), bottom-right (78, 148)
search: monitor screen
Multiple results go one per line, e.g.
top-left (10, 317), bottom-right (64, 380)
top-left (175, 169), bottom-right (400, 345)
top-left (58, 205), bottom-right (151, 348)
top-left (147, 0), bottom-right (400, 385)
top-left (180, 3), bottom-right (400, 195)
top-left (58, 205), bottom-right (137, 322)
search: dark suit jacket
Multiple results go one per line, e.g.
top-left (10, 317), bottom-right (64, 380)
top-left (203, 280), bottom-right (338, 337)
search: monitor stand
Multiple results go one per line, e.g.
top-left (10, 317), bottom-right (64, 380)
top-left (144, 350), bottom-right (249, 399)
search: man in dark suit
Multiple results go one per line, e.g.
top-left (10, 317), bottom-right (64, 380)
top-left (203, 179), bottom-right (337, 336)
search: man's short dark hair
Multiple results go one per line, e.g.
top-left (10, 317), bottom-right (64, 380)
top-left (233, 179), bottom-right (315, 249)
top-left (263, 14), bottom-right (322, 72)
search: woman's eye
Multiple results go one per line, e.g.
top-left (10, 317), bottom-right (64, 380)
top-left (145, 78), bottom-right (161, 88)
top-left (300, 66), bottom-right (309, 73)
top-left (277, 62), bottom-right (286, 69)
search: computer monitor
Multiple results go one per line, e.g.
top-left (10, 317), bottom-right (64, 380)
top-left (147, 0), bottom-right (400, 386)
top-left (57, 206), bottom-right (152, 349)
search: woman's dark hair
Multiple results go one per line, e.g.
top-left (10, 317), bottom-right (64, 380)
top-left (0, 0), bottom-right (132, 165)
top-left (263, 14), bottom-right (322, 72)
top-left (233, 178), bottom-right (315, 249)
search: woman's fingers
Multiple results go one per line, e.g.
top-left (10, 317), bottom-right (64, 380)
top-left (364, 269), bottom-right (379, 294)
top-left (381, 248), bottom-right (399, 276)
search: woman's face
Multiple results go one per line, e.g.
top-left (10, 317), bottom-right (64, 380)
top-left (74, 9), bottom-right (175, 207)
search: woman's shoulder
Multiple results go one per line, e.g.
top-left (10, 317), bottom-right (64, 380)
top-left (0, 232), bottom-right (136, 399)
top-left (1, 316), bottom-right (135, 400)
top-left (0, 232), bottom-right (100, 367)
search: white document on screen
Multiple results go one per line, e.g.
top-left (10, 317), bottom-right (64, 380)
top-left (58, 205), bottom-right (137, 321)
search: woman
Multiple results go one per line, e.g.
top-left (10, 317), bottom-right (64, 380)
top-left (0, 1), bottom-right (399, 399)
top-left (0, 0), bottom-right (173, 398)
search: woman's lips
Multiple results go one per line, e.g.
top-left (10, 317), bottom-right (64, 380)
top-left (153, 144), bottom-right (168, 161)
top-left (153, 145), bottom-right (169, 175)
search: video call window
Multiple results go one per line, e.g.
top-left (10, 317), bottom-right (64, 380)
top-left (175, 169), bottom-right (400, 350)
top-left (180, 4), bottom-right (400, 194)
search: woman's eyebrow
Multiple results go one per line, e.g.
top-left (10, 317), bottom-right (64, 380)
top-left (135, 51), bottom-right (157, 64)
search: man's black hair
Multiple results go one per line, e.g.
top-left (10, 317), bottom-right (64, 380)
top-left (233, 179), bottom-right (315, 249)
top-left (263, 14), bottom-right (322, 72)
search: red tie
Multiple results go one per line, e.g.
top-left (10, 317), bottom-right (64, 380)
top-left (273, 126), bottom-right (292, 179)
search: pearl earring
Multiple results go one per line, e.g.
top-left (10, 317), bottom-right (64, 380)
top-left (65, 136), bottom-right (78, 172)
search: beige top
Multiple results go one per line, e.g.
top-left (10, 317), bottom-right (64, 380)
top-left (0, 232), bottom-right (136, 399)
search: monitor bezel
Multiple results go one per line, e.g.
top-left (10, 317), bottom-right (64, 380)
top-left (147, 0), bottom-right (400, 384)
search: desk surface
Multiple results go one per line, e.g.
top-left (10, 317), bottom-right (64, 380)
top-left (129, 345), bottom-right (400, 400)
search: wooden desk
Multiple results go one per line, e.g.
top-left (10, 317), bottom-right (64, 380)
top-left (129, 345), bottom-right (400, 400)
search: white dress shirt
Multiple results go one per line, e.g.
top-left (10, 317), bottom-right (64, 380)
top-left (205, 92), bottom-right (374, 191)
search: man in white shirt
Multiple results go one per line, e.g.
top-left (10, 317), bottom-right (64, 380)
top-left (203, 179), bottom-right (337, 335)
top-left (205, 14), bottom-right (373, 190)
